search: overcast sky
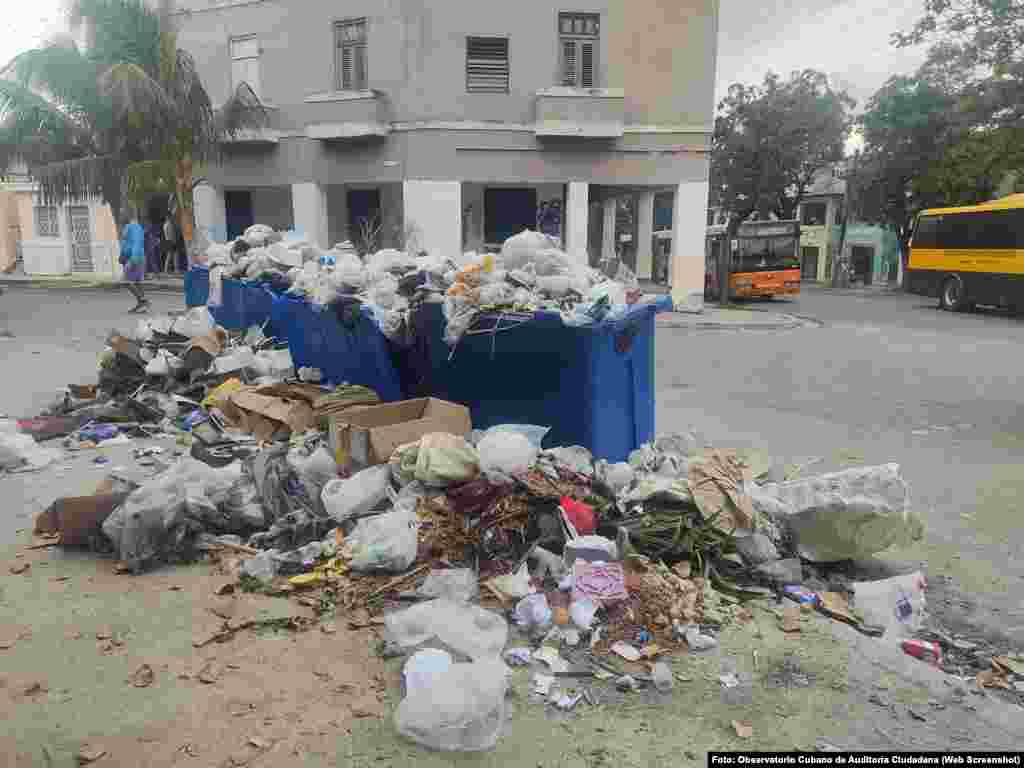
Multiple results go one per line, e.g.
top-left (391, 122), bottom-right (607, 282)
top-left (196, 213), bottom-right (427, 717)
top-left (2, 0), bottom-right (928, 109)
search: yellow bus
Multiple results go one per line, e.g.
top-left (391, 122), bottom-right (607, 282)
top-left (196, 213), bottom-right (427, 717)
top-left (907, 194), bottom-right (1024, 312)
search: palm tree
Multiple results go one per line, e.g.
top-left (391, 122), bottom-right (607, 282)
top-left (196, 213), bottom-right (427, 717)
top-left (0, 0), bottom-right (264, 256)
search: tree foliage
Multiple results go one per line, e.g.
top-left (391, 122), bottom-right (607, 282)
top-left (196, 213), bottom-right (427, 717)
top-left (894, 0), bottom-right (1024, 124)
top-left (710, 70), bottom-right (855, 228)
top-left (0, 0), bottom-right (264, 236)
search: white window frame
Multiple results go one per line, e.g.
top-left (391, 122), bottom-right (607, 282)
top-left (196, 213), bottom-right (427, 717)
top-left (230, 34), bottom-right (261, 99)
top-left (465, 36), bottom-right (510, 94)
top-left (559, 12), bottom-right (599, 89)
top-left (334, 18), bottom-right (368, 91)
top-left (35, 205), bottom-right (60, 238)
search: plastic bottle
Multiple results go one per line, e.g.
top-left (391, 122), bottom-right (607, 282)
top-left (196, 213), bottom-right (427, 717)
top-left (652, 662), bottom-right (674, 693)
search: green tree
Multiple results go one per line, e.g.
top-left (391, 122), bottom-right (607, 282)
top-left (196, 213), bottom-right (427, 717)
top-left (895, 0), bottom-right (1024, 125)
top-left (0, 0), bottom-right (263, 253)
top-left (711, 70), bottom-right (855, 227)
top-left (850, 75), bottom-right (955, 278)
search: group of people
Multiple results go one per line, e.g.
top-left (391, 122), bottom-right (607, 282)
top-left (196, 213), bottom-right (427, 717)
top-left (120, 211), bottom-right (188, 314)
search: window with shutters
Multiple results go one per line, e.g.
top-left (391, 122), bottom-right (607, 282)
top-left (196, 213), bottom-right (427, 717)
top-left (230, 35), bottom-right (260, 98)
top-left (35, 206), bottom-right (59, 238)
top-left (335, 18), bottom-right (368, 91)
top-left (559, 12), bottom-right (599, 88)
top-left (466, 37), bottom-right (509, 93)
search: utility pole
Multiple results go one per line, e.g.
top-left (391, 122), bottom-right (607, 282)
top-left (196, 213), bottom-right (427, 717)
top-left (831, 159), bottom-right (852, 289)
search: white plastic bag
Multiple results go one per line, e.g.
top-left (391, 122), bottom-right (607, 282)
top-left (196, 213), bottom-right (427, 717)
top-left (477, 424), bottom-right (548, 477)
top-left (253, 348), bottom-right (294, 378)
top-left (384, 598), bottom-right (509, 660)
top-left (214, 346), bottom-right (257, 374)
top-left (416, 569), bottom-right (479, 602)
top-left (321, 465), bottom-right (392, 523)
top-left (174, 307), bottom-right (216, 338)
top-left (500, 230), bottom-right (551, 271)
top-left (403, 649), bottom-right (454, 697)
top-left (852, 571), bottom-right (927, 639)
top-left (533, 248), bottom-right (571, 277)
top-left (395, 658), bottom-right (508, 752)
top-left (514, 593), bottom-right (553, 631)
top-left (347, 494), bottom-right (418, 572)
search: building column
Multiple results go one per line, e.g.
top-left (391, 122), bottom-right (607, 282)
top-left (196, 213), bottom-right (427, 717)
top-left (193, 184), bottom-right (227, 244)
top-left (291, 182), bottom-right (329, 249)
top-left (669, 179), bottom-right (709, 314)
top-left (601, 196), bottom-right (617, 263)
top-left (402, 180), bottom-right (461, 259)
top-left (635, 190), bottom-right (656, 280)
top-left (564, 181), bottom-right (589, 268)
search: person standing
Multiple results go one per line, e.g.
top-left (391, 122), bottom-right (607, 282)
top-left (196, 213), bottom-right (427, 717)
top-left (120, 213), bottom-right (149, 313)
top-left (163, 214), bottom-right (176, 272)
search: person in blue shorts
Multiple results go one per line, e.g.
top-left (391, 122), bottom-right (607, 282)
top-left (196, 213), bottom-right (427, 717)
top-left (120, 213), bottom-right (150, 313)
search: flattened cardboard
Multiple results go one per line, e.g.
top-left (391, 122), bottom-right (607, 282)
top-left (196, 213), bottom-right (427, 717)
top-left (330, 397), bottom-right (472, 470)
top-left (230, 390), bottom-right (316, 435)
top-left (35, 493), bottom-right (130, 547)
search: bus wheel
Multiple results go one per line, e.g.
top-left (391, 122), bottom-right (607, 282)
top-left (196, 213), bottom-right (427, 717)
top-left (940, 276), bottom-right (965, 312)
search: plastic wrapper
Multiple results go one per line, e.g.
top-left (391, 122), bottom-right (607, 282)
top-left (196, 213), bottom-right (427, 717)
top-left (852, 571), bottom-right (927, 639)
top-left (395, 658), bottom-right (508, 752)
top-left (208, 266), bottom-right (225, 307)
top-left (416, 568), bottom-right (479, 602)
top-left (347, 494), bottom-right (418, 572)
top-left (590, 280), bottom-right (626, 307)
top-left (384, 598), bottom-right (509, 660)
top-left (513, 593), bottom-right (552, 630)
top-left (443, 297), bottom-right (480, 346)
top-left (321, 465), bottom-right (392, 522)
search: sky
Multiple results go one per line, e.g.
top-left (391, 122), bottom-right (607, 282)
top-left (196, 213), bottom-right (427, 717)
top-left (1, 0), bottom-right (929, 109)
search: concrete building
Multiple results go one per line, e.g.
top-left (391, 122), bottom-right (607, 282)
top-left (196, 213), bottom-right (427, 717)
top-left (175, 0), bottom-right (720, 312)
top-left (797, 164), bottom-right (845, 283)
top-left (1, 162), bottom-right (122, 279)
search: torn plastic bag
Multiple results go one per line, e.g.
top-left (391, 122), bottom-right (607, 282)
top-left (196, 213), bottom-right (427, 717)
top-left (500, 229), bottom-right (551, 271)
top-left (321, 464), bottom-right (392, 523)
top-left (395, 657), bottom-right (509, 752)
top-left (248, 444), bottom-right (327, 544)
top-left (540, 446), bottom-right (594, 478)
top-left (347, 493), bottom-right (418, 572)
top-left (101, 457), bottom-right (245, 572)
top-left (751, 463), bottom-right (925, 562)
top-left (384, 598), bottom-right (509, 660)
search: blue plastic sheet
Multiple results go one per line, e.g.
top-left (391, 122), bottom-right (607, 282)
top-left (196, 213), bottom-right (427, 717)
top-left (184, 267), bottom-right (209, 308)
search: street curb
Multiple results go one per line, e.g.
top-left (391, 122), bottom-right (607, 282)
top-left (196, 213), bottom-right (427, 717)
top-left (657, 313), bottom-right (822, 331)
top-left (0, 277), bottom-right (185, 293)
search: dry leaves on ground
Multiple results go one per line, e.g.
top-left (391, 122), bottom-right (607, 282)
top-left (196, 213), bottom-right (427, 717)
top-left (128, 664), bottom-right (155, 688)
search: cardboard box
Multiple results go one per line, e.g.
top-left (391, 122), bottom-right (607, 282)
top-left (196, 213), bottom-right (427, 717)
top-left (329, 397), bottom-right (472, 471)
top-left (35, 493), bottom-right (131, 547)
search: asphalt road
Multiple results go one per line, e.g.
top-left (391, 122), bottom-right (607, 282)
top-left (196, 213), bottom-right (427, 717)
top-left (2, 284), bottom-right (1023, 648)
top-left (657, 287), bottom-right (1024, 648)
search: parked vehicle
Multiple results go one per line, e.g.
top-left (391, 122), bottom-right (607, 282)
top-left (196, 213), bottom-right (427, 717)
top-left (906, 194), bottom-right (1024, 312)
top-left (706, 219), bottom-right (801, 300)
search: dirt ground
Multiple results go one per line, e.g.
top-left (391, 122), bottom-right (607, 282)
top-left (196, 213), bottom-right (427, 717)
top-left (3, 529), bottom-right (1022, 767)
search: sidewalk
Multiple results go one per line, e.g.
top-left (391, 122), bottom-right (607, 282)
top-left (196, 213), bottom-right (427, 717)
top-left (0, 271), bottom-right (186, 292)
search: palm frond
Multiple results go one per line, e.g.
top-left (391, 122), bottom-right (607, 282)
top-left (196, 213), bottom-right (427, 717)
top-left (33, 153), bottom-right (116, 206)
top-left (72, 0), bottom-right (163, 75)
top-left (126, 157), bottom-right (173, 208)
top-left (3, 40), bottom-right (102, 123)
top-left (99, 61), bottom-right (174, 129)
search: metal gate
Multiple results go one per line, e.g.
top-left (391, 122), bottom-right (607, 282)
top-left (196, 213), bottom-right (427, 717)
top-left (68, 206), bottom-right (93, 272)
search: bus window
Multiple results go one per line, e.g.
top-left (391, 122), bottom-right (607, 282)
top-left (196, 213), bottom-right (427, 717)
top-left (913, 216), bottom-right (941, 248)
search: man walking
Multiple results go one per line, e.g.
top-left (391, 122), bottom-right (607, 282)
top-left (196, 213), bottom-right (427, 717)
top-left (121, 213), bottom-right (150, 313)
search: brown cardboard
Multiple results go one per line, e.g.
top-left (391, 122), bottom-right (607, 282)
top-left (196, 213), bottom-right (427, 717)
top-left (35, 493), bottom-right (130, 547)
top-left (230, 390), bottom-right (317, 435)
top-left (329, 397), bottom-right (472, 470)
top-left (190, 328), bottom-right (228, 357)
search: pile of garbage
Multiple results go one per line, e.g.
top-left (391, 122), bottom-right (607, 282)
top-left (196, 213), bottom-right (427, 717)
top-left (195, 224), bottom-right (644, 345)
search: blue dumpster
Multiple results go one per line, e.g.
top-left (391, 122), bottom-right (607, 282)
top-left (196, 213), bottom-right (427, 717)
top-left (184, 267), bottom-right (209, 308)
top-left (273, 297), bottom-right (404, 402)
top-left (412, 297), bottom-right (671, 461)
